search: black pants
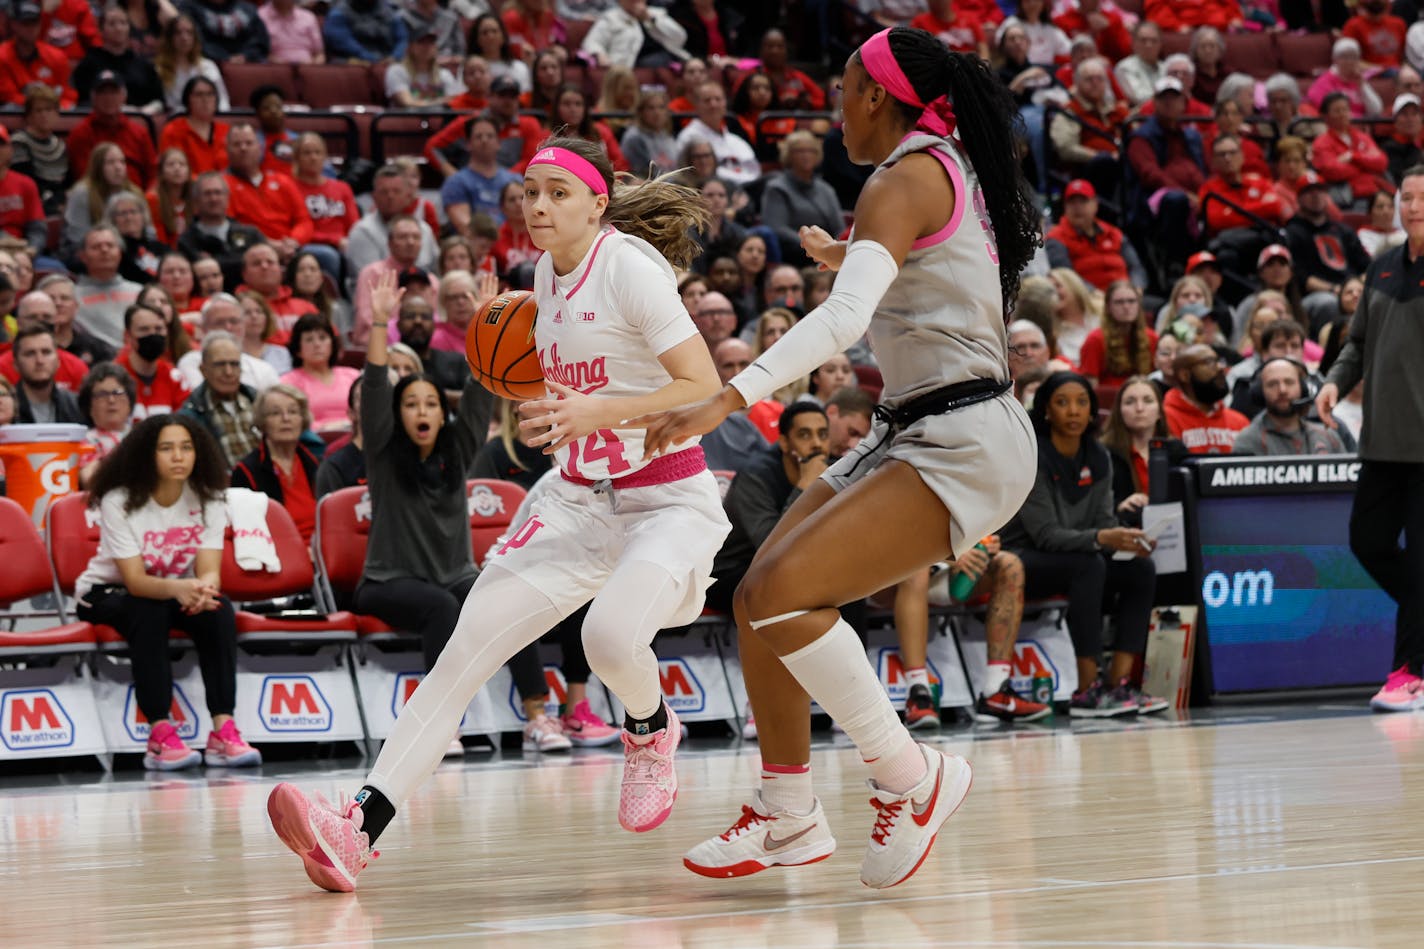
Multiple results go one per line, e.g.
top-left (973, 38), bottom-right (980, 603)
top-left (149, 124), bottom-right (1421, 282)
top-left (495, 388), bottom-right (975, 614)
top-left (1350, 460), bottom-right (1424, 672)
top-left (77, 586), bottom-right (238, 723)
top-left (1017, 548), bottom-right (1156, 661)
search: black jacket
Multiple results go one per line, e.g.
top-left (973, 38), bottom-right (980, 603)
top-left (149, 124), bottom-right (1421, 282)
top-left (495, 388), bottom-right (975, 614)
top-left (177, 219), bottom-right (265, 290)
top-left (16, 383), bottom-right (83, 424)
top-left (231, 438), bottom-right (322, 505)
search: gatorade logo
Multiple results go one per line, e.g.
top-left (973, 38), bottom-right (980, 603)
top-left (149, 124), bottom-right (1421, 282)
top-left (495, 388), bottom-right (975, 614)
top-left (24, 451), bottom-right (78, 527)
top-left (1008, 640), bottom-right (1059, 693)
top-left (874, 648), bottom-right (943, 703)
top-left (1, 689), bottom-right (75, 750)
top-left (508, 665), bottom-right (568, 721)
top-left (658, 658), bottom-right (706, 714)
top-left (467, 484), bottom-right (506, 519)
top-left (124, 686), bottom-right (200, 741)
top-left (260, 676), bottom-right (333, 732)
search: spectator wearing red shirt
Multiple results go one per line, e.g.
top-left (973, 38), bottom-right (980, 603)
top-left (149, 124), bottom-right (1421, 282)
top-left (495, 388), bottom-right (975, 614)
top-left (493, 180), bottom-right (539, 277)
top-left (223, 124), bottom-right (315, 265)
top-left (236, 242), bottom-right (317, 333)
top-left (1126, 78), bottom-right (1208, 268)
top-left (0, 127), bottom-right (47, 257)
top-left (501, 0), bottom-right (566, 62)
top-left (1201, 99), bottom-right (1270, 178)
top-left (38, 0), bottom-right (99, 62)
top-left (1313, 91), bottom-right (1391, 202)
top-left (117, 302), bottom-right (191, 419)
top-left (1163, 344), bottom-right (1248, 453)
top-left (910, 2), bottom-right (988, 59)
top-left (292, 133), bottom-right (358, 265)
top-left (0, 1), bottom-right (76, 108)
top-left (0, 290), bottom-right (91, 390)
top-left (668, 57), bottom-right (708, 113)
top-left (1199, 132), bottom-right (1286, 236)
top-left (1054, 0), bottom-right (1132, 63)
top-left (1044, 180), bottom-right (1148, 290)
top-left (758, 29), bottom-right (828, 109)
top-left (66, 70), bottom-right (156, 188)
top-left (425, 76), bottom-right (543, 178)
top-left (1144, 0), bottom-right (1243, 33)
top-left (1049, 57), bottom-right (1128, 201)
top-left (1078, 281), bottom-right (1159, 391)
top-left (158, 76), bottom-right (230, 177)
top-left (447, 54), bottom-right (491, 113)
top-left (1137, 54), bottom-right (1213, 118)
top-left (1343, 0), bottom-right (1407, 68)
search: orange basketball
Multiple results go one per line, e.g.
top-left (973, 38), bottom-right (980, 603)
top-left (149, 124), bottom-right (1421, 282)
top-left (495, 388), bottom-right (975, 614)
top-left (466, 290), bottom-right (545, 400)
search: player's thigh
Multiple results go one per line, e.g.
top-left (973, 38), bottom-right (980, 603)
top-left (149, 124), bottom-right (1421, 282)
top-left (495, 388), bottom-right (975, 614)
top-left (747, 477), bottom-right (839, 572)
top-left (741, 459), bottom-right (956, 619)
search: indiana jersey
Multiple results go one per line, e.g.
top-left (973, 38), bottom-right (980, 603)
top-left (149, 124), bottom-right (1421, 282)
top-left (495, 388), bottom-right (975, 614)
top-left (868, 132), bottom-right (1012, 406)
top-left (533, 227), bottom-right (701, 481)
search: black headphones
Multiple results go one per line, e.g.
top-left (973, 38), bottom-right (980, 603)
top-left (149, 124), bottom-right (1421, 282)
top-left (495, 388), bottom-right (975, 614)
top-left (1247, 356), bottom-right (1315, 412)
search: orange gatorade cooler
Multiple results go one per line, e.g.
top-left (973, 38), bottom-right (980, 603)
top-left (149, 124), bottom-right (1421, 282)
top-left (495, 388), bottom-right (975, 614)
top-left (0, 424), bottom-right (88, 529)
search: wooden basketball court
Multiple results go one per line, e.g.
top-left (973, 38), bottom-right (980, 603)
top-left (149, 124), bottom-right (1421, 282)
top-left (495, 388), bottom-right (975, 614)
top-left (0, 706), bottom-right (1418, 948)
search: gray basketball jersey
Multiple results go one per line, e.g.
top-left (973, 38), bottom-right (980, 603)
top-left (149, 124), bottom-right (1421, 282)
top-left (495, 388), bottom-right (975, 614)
top-left (866, 132), bottom-right (1011, 406)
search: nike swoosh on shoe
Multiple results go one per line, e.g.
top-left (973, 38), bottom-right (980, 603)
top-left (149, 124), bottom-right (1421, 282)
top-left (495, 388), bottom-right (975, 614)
top-left (911, 762), bottom-right (943, 827)
top-left (763, 825), bottom-right (816, 851)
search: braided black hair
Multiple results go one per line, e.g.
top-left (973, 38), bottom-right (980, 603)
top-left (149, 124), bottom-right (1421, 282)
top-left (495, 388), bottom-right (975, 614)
top-left (881, 27), bottom-right (1042, 313)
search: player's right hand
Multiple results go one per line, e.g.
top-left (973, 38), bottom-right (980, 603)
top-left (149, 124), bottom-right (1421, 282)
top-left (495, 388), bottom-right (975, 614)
top-left (800, 225), bottom-right (845, 271)
top-left (1315, 382), bottom-right (1339, 429)
top-left (629, 387), bottom-right (744, 459)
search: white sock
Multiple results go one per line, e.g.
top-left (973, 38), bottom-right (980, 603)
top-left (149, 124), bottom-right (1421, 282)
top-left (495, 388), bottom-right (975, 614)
top-left (760, 762), bottom-right (814, 814)
top-left (904, 666), bottom-right (930, 690)
top-left (984, 660), bottom-right (1011, 695)
top-left (779, 616), bottom-right (924, 792)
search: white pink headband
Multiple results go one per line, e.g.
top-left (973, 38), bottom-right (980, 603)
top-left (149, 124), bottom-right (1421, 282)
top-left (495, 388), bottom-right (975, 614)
top-left (527, 146), bottom-right (608, 196)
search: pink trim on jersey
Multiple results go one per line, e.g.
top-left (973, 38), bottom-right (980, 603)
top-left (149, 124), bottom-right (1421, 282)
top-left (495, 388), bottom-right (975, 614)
top-left (762, 762), bottom-right (811, 774)
top-left (554, 227), bottom-right (616, 302)
top-left (561, 446), bottom-right (706, 488)
top-left (910, 148), bottom-right (966, 250)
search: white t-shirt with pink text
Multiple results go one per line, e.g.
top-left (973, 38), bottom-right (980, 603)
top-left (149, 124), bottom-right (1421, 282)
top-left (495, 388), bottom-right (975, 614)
top-left (75, 485), bottom-right (226, 602)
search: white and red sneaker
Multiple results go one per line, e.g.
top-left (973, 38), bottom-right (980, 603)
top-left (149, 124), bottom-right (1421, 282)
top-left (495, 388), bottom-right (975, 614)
top-left (618, 705), bottom-right (680, 833)
top-left (859, 744), bottom-right (973, 889)
top-left (144, 720), bottom-right (200, 771)
top-left (267, 784), bottom-right (378, 892)
top-left (683, 790), bottom-right (837, 878)
top-left (522, 714), bottom-right (573, 752)
top-left (1371, 666), bottom-right (1424, 712)
top-left (560, 700), bottom-right (621, 747)
top-left (204, 719), bottom-right (261, 767)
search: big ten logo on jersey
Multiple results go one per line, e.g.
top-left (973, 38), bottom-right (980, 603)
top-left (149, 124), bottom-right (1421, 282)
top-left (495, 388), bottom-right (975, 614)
top-left (1, 689), bottom-right (75, 750)
top-left (124, 686), bottom-right (200, 742)
top-left (391, 672), bottom-right (468, 726)
top-left (874, 649), bottom-right (942, 704)
top-left (259, 675), bottom-right (334, 732)
top-left (507, 665), bottom-right (568, 721)
top-left (658, 659), bottom-right (706, 714)
top-left (354, 490), bottom-right (372, 524)
top-left (467, 483), bottom-right (505, 519)
top-left (1008, 640), bottom-right (1059, 694)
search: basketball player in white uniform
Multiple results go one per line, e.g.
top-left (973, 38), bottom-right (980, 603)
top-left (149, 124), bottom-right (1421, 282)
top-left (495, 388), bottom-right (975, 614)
top-left (267, 139), bottom-right (730, 892)
top-left (638, 27), bottom-right (1046, 888)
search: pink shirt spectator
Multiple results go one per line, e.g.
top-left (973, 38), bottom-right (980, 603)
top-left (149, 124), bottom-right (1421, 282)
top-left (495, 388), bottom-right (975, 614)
top-left (259, 4), bottom-right (325, 65)
top-left (279, 365), bottom-right (361, 431)
top-left (1306, 69), bottom-right (1383, 117)
top-left (352, 257), bottom-right (441, 348)
top-left (429, 320), bottom-right (469, 353)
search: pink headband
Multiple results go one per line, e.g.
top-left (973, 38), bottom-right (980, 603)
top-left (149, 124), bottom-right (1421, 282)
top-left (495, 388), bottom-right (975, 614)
top-left (859, 29), bottom-right (957, 138)
top-left (527, 146), bottom-right (608, 196)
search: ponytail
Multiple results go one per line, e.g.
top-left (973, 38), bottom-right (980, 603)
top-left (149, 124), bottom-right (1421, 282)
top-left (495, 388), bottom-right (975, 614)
top-left (538, 135), bottom-right (711, 270)
top-left (884, 28), bottom-right (1042, 313)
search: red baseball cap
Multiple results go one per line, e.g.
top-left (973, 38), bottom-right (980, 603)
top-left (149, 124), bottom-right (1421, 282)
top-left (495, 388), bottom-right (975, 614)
top-left (1186, 251), bottom-right (1217, 273)
top-left (1064, 179), bottom-right (1096, 200)
top-left (1258, 243), bottom-right (1292, 268)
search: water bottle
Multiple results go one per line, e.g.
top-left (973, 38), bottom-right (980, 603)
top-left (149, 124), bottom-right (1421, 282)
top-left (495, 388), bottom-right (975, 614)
top-left (949, 538), bottom-right (992, 601)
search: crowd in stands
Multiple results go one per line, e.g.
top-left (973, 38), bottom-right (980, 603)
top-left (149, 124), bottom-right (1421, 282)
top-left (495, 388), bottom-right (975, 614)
top-left (0, 0), bottom-right (1392, 748)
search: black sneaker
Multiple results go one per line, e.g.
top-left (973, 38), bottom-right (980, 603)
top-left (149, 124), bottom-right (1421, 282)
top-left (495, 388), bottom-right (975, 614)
top-left (1068, 677), bottom-right (1138, 718)
top-left (904, 682), bottom-right (941, 730)
top-left (974, 681), bottom-right (1053, 723)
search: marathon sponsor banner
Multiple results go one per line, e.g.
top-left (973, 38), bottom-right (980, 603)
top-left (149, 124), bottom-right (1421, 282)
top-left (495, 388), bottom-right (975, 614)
top-left (354, 649), bottom-right (502, 740)
top-left (0, 659), bottom-right (106, 761)
top-left (605, 652), bottom-right (737, 726)
top-left (1195, 454), bottom-right (1360, 497)
top-left (93, 653), bottom-right (210, 753)
top-left (864, 626), bottom-right (975, 709)
top-left (234, 649), bottom-right (363, 743)
top-left (956, 612), bottom-right (1078, 701)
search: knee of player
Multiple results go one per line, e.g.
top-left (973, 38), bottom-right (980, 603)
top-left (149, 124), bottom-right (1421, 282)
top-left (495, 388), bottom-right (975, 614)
top-left (992, 551), bottom-right (1025, 585)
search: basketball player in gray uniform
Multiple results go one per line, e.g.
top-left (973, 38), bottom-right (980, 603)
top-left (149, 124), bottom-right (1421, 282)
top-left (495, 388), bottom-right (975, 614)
top-left (637, 27), bottom-right (1044, 888)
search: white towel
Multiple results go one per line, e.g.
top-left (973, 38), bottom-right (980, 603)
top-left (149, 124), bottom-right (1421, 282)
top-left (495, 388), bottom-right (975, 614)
top-left (225, 488), bottom-right (280, 573)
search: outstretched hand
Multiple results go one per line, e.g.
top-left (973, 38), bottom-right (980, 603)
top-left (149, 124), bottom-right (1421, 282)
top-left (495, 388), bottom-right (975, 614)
top-left (518, 380), bottom-right (609, 453)
top-left (627, 388), bottom-right (744, 460)
top-left (472, 271), bottom-right (500, 309)
top-left (371, 269), bottom-right (405, 326)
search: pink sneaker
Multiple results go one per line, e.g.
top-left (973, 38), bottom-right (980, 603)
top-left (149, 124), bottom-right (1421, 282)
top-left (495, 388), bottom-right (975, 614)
top-left (1371, 666), bottom-right (1424, 712)
top-left (205, 719), bottom-right (261, 767)
top-left (561, 700), bottom-right (621, 747)
top-left (618, 705), bottom-right (680, 833)
top-left (267, 783), bottom-right (378, 892)
top-left (144, 720), bottom-right (200, 771)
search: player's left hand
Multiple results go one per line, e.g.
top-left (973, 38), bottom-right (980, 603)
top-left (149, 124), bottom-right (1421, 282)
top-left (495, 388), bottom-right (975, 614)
top-left (519, 380), bottom-right (607, 453)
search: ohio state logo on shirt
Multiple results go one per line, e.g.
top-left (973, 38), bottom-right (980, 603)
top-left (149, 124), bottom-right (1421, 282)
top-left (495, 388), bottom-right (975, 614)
top-left (305, 193), bottom-right (349, 220)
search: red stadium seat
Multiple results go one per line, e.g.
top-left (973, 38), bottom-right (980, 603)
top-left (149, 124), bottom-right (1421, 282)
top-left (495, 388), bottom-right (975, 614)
top-left (219, 498), bottom-right (356, 645)
top-left (1222, 32), bottom-right (1281, 79)
top-left (1276, 32), bottom-right (1333, 78)
top-left (298, 63), bottom-right (379, 109)
top-left (45, 493), bottom-right (191, 650)
top-left (313, 486), bottom-right (415, 646)
top-left (854, 364), bottom-right (883, 401)
top-left (0, 498), bottom-right (96, 656)
top-left (1159, 32), bottom-right (1191, 60)
top-left (467, 479), bottom-right (527, 567)
top-left (221, 62), bottom-right (299, 108)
